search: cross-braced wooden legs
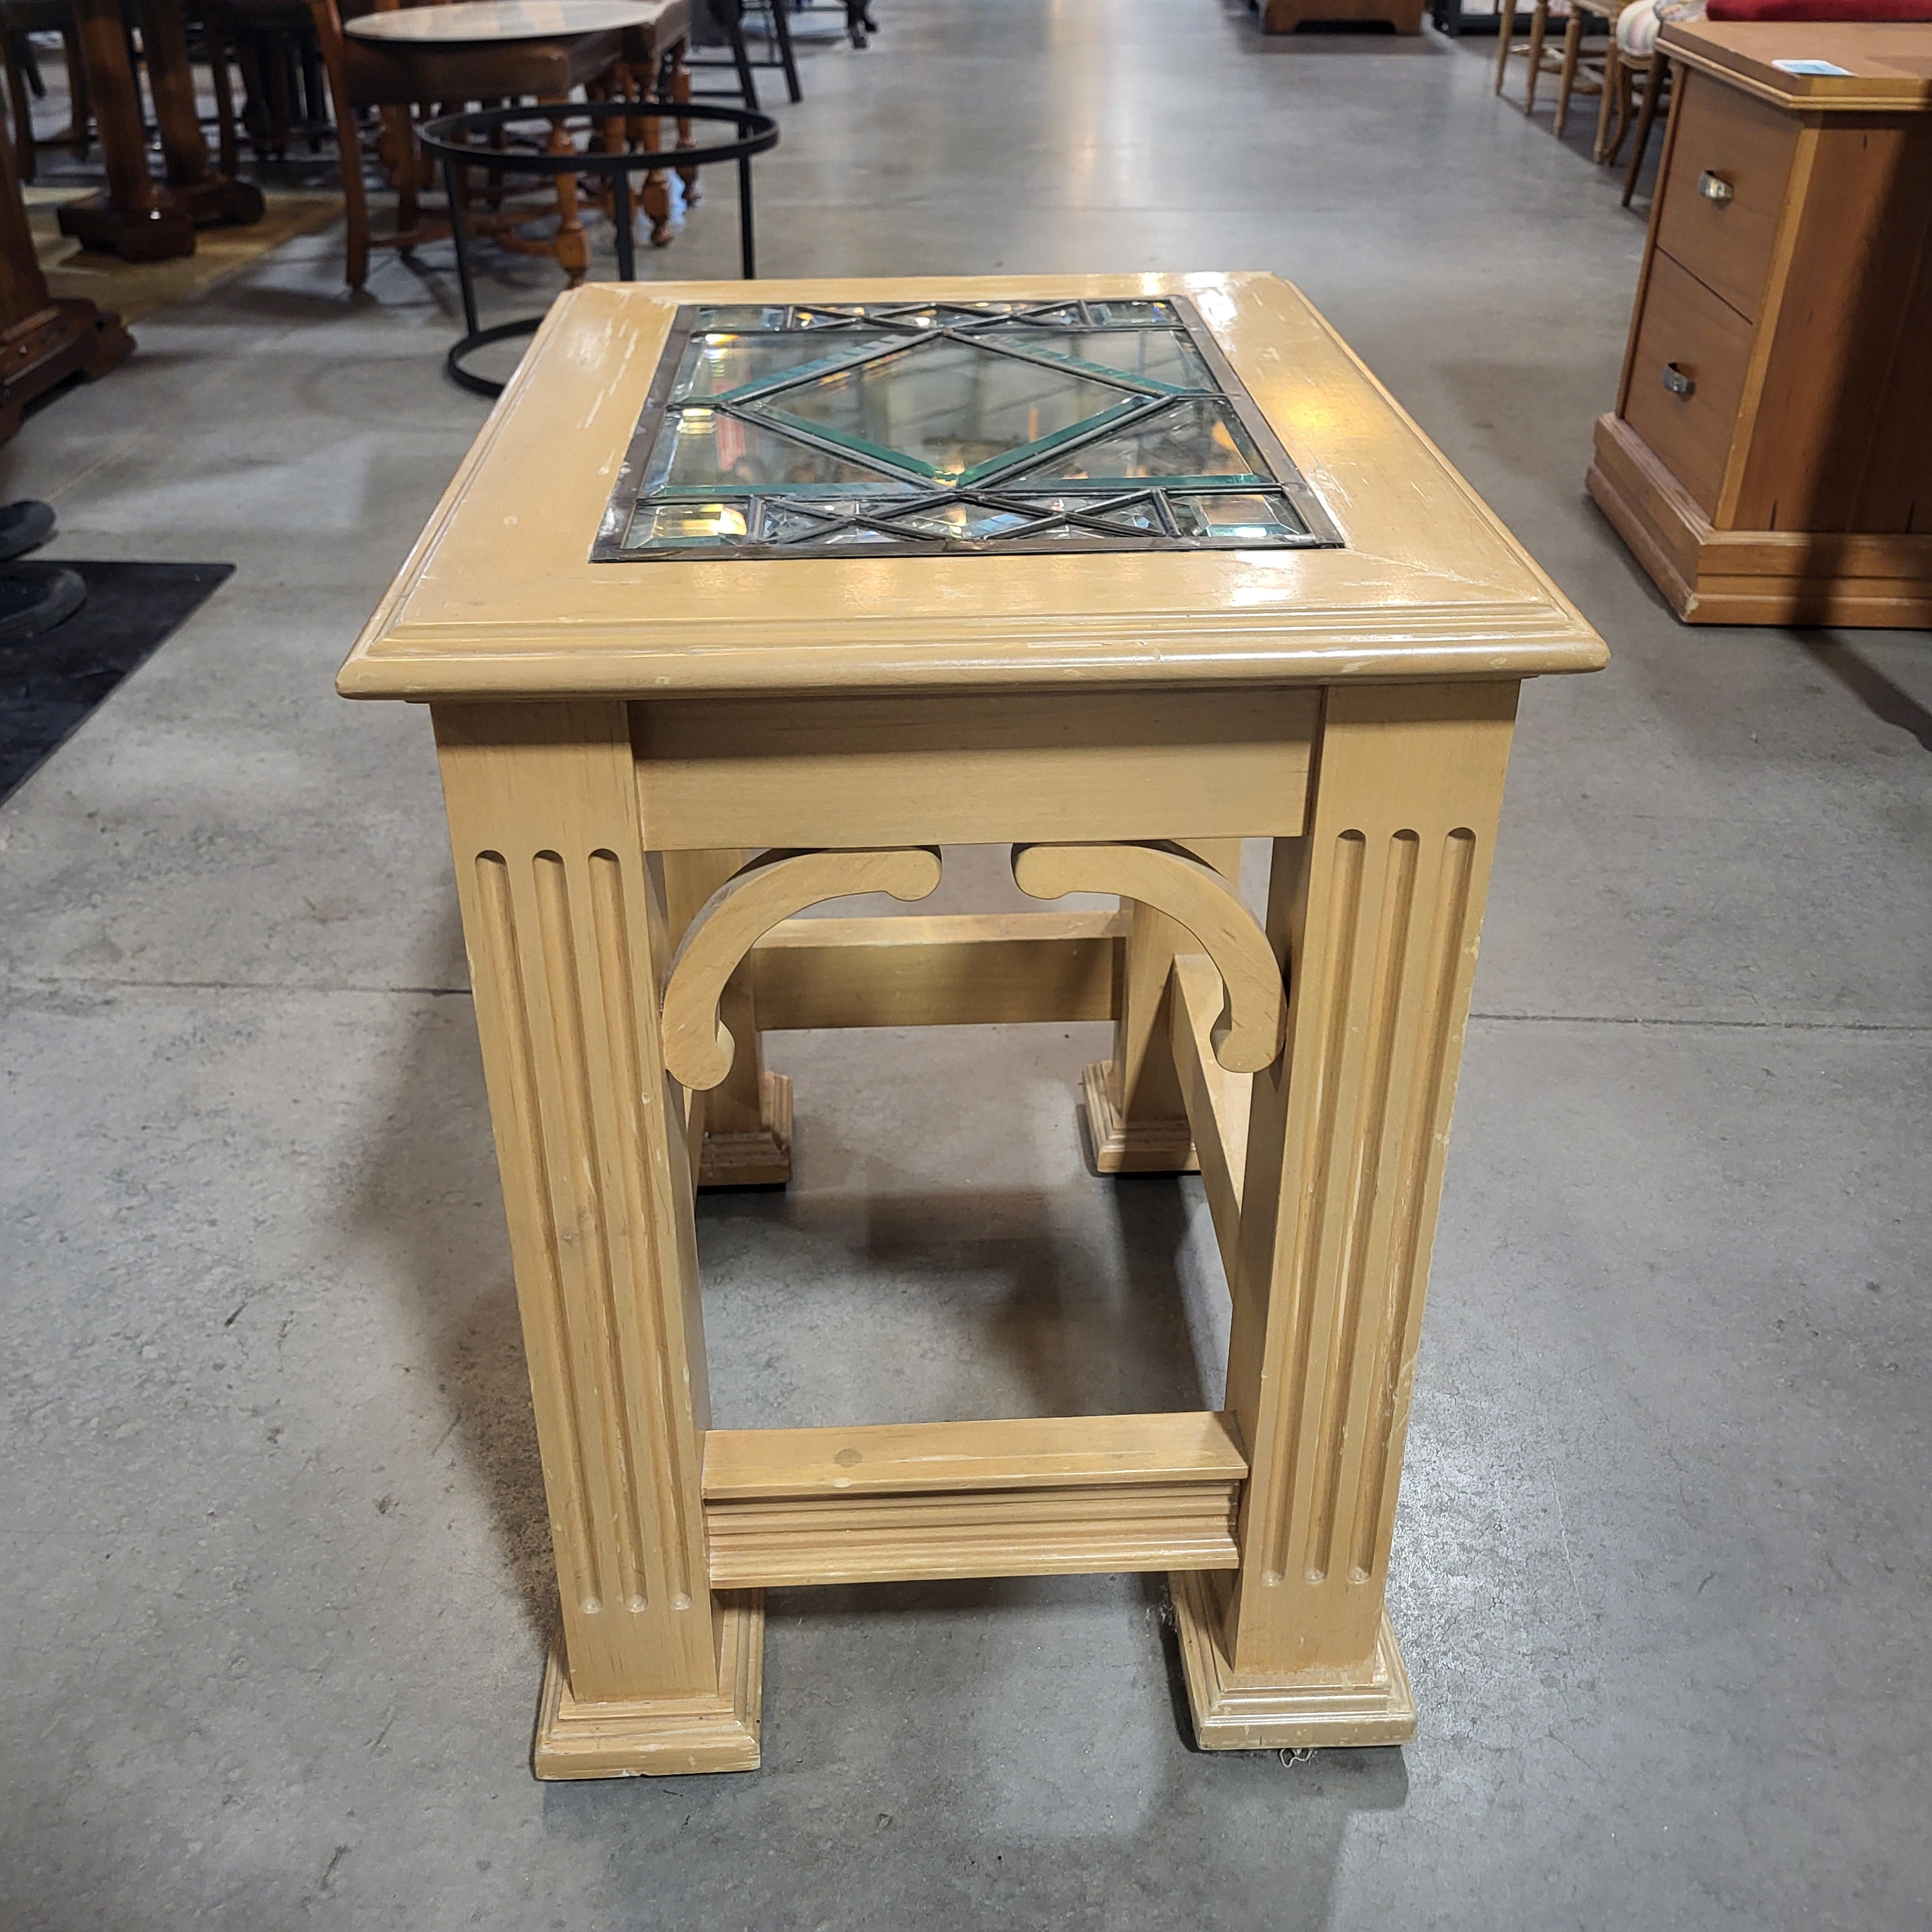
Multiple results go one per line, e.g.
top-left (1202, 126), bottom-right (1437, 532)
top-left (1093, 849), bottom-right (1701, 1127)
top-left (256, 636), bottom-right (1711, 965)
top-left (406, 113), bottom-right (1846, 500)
top-left (433, 703), bottom-right (761, 1777)
top-left (1173, 684), bottom-right (1518, 1748)
top-left (1084, 838), bottom-right (1242, 1173)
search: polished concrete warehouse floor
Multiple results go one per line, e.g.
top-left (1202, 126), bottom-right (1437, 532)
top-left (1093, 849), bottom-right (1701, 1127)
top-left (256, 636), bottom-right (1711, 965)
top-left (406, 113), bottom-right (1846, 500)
top-left (3, 3), bottom-right (1929, 1927)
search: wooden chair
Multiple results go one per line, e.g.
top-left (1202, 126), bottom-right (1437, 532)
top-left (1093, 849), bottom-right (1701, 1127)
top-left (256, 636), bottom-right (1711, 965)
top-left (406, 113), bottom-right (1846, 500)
top-left (307, 0), bottom-right (626, 290)
top-left (1492, 0), bottom-right (1567, 115)
top-left (1619, 46), bottom-right (1669, 202)
top-left (1, 0), bottom-right (90, 183)
top-left (1552, 0), bottom-right (1617, 142)
top-left (201, 0), bottom-right (331, 170)
top-left (1594, 35), bottom-right (1644, 161)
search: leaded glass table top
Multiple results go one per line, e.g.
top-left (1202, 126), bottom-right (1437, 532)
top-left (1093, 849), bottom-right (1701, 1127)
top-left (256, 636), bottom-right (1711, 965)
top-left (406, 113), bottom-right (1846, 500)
top-left (593, 296), bottom-right (1344, 561)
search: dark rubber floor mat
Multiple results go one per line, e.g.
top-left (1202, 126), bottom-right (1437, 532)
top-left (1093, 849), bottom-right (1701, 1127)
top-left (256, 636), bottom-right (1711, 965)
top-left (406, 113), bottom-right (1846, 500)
top-left (0, 560), bottom-right (234, 805)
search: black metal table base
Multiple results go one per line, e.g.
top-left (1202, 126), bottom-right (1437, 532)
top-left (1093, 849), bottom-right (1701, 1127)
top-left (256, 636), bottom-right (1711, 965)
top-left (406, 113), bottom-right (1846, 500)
top-left (446, 316), bottom-right (545, 400)
top-left (418, 100), bottom-right (779, 400)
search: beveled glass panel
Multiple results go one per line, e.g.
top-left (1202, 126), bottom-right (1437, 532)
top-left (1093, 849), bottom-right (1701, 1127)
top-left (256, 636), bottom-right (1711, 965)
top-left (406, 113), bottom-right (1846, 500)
top-left (883, 500), bottom-right (1042, 539)
top-left (758, 502), bottom-right (845, 542)
top-left (1085, 300), bottom-right (1177, 325)
top-left (647, 407), bottom-right (914, 493)
top-left (1168, 491), bottom-right (1309, 540)
top-left (672, 329), bottom-right (902, 401)
top-left (596, 294), bottom-right (1342, 560)
top-left (1006, 519), bottom-right (1136, 545)
top-left (686, 304), bottom-right (792, 332)
top-left (1010, 400), bottom-right (1268, 488)
top-left (625, 501), bottom-right (752, 547)
top-left (1020, 493), bottom-right (1166, 531)
top-left (759, 338), bottom-right (1140, 483)
top-left (1016, 330), bottom-right (1214, 391)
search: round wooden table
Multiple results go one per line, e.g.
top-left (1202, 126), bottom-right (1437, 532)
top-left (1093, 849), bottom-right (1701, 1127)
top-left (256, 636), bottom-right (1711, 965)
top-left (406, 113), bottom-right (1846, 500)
top-left (343, 0), bottom-right (661, 39)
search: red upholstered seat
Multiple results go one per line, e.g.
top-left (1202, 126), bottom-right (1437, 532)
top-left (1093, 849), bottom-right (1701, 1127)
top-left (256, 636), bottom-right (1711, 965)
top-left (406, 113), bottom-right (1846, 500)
top-left (1706, 0), bottom-right (1932, 17)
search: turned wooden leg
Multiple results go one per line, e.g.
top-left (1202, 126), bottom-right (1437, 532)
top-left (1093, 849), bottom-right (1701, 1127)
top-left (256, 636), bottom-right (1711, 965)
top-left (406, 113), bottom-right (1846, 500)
top-left (1523, 0), bottom-right (1550, 116)
top-left (1083, 839), bottom-right (1242, 1175)
top-left (663, 850), bottom-right (792, 1187)
top-left (670, 48), bottom-right (698, 202)
top-left (60, 25), bottom-right (90, 156)
top-left (542, 92), bottom-right (589, 287)
top-left (632, 71), bottom-right (672, 247)
top-left (209, 35), bottom-right (240, 180)
top-left (1173, 683), bottom-right (1517, 1749)
top-left (1622, 54), bottom-right (1665, 207)
top-left (3, 38), bottom-right (34, 184)
top-left (1492, 0), bottom-right (1515, 94)
top-left (1554, 8), bottom-right (1583, 137)
top-left (379, 105), bottom-right (420, 245)
top-left (309, 0), bottom-right (371, 287)
top-left (1594, 36), bottom-right (1620, 161)
top-left (433, 703), bottom-right (762, 1779)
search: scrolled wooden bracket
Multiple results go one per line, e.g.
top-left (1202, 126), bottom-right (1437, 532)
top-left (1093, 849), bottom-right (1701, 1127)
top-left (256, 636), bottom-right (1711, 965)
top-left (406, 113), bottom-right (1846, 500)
top-left (663, 847), bottom-right (943, 1089)
top-left (1011, 841), bottom-right (1286, 1073)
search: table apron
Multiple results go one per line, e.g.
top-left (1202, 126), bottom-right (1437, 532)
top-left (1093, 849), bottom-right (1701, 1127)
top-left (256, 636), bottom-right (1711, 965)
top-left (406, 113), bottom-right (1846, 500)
top-left (631, 687), bottom-right (1319, 848)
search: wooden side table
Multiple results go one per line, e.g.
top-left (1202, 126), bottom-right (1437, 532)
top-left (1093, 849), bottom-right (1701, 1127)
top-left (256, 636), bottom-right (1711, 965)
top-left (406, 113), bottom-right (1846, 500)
top-left (340, 273), bottom-right (1605, 1777)
top-left (1587, 22), bottom-right (1932, 626)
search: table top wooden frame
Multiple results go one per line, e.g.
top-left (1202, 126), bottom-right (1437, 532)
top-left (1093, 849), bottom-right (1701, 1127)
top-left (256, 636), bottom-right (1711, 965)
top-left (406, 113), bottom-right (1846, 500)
top-left (337, 272), bottom-right (1603, 701)
top-left (343, 0), bottom-right (666, 41)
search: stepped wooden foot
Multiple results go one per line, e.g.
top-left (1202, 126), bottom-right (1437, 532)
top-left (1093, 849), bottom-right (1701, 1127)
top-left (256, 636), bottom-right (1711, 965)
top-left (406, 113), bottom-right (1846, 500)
top-left (1170, 1570), bottom-right (1416, 1751)
top-left (533, 1592), bottom-right (766, 1779)
top-left (697, 1069), bottom-right (793, 1189)
top-left (1080, 1062), bottom-right (1197, 1175)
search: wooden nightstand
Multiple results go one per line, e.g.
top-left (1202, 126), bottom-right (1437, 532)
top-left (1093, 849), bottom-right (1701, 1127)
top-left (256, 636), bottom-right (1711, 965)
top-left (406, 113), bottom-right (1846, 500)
top-left (1588, 22), bottom-right (1932, 627)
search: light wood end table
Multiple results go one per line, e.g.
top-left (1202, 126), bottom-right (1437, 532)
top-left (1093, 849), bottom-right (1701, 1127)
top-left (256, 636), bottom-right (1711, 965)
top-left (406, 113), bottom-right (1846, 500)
top-left (339, 272), bottom-right (1606, 1778)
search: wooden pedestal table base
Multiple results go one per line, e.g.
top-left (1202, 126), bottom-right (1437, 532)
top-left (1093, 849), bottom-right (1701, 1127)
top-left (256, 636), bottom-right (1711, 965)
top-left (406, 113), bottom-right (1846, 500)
top-left (0, 86), bottom-right (130, 437)
top-left (336, 271), bottom-right (1606, 1778)
top-left (59, 0), bottom-right (265, 262)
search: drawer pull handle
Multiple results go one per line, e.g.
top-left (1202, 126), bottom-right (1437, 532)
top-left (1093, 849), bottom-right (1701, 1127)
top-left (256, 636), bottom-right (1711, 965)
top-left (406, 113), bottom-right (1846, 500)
top-left (1663, 363), bottom-right (1695, 398)
top-left (1698, 170), bottom-right (1735, 203)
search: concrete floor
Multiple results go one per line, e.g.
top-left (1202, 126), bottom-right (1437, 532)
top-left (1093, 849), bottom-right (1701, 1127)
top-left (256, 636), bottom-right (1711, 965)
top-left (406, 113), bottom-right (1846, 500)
top-left (3, 3), bottom-right (1929, 1926)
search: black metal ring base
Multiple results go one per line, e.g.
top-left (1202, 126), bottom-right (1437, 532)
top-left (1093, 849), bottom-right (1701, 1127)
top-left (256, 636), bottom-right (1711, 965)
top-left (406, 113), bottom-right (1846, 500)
top-left (446, 316), bottom-right (544, 400)
top-left (419, 100), bottom-right (779, 398)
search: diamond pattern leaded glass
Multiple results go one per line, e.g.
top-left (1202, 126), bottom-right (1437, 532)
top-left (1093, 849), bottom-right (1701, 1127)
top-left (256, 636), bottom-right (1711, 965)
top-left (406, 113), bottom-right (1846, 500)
top-left (593, 298), bottom-right (1344, 561)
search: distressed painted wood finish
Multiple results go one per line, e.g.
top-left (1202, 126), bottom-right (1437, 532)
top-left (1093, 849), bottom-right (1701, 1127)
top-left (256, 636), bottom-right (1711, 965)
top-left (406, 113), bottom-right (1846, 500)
top-left (1084, 838), bottom-right (1244, 1176)
top-left (632, 692), bottom-right (1317, 851)
top-left (1013, 841), bottom-right (1283, 1074)
top-left (1169, 951), bottom-right (1251, 1280)
top-left (344, 272), bottom-right (1606, 1778)
top-left (661, 848), bottom-right (790, 1188)
top-left (335, 273), bottom-right (1605, 703)
top-left (431, 701), bottom-right (761, 1768)
top-left (1171, 681), bottom-right (1519, 1745)
top-left (663, 847), bottom-right (943, 1089)
top-left (703, 1412), bottom-right (1249, 1588)
top-left (748, 912), bottom-right (1125, 1031)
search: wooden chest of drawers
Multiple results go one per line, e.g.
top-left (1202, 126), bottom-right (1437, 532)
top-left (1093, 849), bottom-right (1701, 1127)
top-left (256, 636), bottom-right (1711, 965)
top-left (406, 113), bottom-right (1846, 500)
top-left (1587, 22), bottom-right (1932, 627)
